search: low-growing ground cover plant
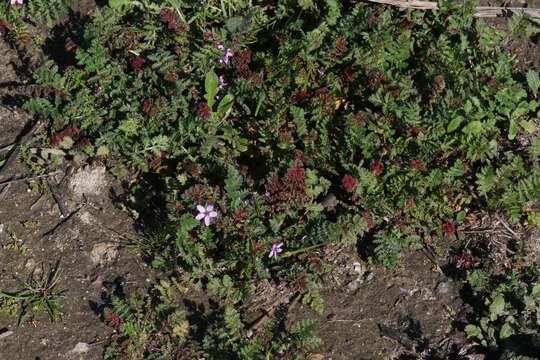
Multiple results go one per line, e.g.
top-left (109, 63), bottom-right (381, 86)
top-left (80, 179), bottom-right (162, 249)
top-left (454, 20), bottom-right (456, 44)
top-left (465, 264), bottom-right (540, 358)
top-left (14, 0), bottom-right (540, 357)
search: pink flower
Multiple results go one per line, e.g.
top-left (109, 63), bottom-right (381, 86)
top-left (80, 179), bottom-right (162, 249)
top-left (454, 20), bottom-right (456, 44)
top-left (195, 204), bottom-right (218, 226)
top-left (269, 242), bottom-right (284, 259)
top-left (216, 44), bottom-right (233, 65)
top-left (10, 0), bottom-right (23, 5)
top-left (218, 75), bottom-right (226, 90)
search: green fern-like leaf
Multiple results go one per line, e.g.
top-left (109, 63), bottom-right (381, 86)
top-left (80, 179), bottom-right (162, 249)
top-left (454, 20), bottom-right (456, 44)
top-left (373, 231), bottom-right (400, 268)
top-left (24, 0), bottom-right (72, 27)
top-left (290, 319), bottom-right (322, 351)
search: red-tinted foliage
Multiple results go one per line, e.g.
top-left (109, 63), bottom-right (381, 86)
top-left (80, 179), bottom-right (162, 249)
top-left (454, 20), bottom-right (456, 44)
top-left (51, 125), bottom-right (80, 146)
top-left (371, 159), bottom-right (384, 176)
top-left (196, 102), bottom-right (211, 119)
top-left (342, 174), bottom-right (359, 193)
top-left (129, 56), bottom-right (145, 71)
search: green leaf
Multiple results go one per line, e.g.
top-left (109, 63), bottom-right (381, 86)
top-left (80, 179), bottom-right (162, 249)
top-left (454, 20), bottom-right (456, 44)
top-left (489, 294), bottom-right (505, 321)
top-left (217, 94), bottom-right (234, 116)
top-left (205, 71), bottom-right (219, 108)
top-left (465, 324), bottom-right (483, 339)
top-left (224, 164), bottom-right (247, 209)
top-left (476, 167), bottom-right (496, 196)
top-left (526, 70), bottom-right (539, 97)
top-left (291, 106), bottom-right (307, 136)
top-left (519, 120), bottom-right (536, 134)
top-left (462, 121), bottom-right (483, 135)
top-left (499, 322), bottom-right (514, 339)
top-left (531, 283), bottom-right (540, 298)
top-left (96, 145), bottom-right (109, 156)
top-left (508, 119), bottom-right (518, 140)
top-left (447, 116), bottom-right (463, 133)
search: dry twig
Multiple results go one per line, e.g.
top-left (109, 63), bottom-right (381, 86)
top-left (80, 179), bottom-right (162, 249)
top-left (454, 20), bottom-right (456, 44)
top-left (0, 120), bottom-right (40, 179)
top-left (0, 171), bottom-right (63, 186)
top-left (364, 0), bottom-right (540, 18)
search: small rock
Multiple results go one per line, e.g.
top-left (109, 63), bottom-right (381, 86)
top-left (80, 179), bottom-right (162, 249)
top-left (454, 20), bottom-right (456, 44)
top-left (0, 330), bottom-right (13, 340)
top-left (321, 193), bottom-right (337, 210)
top-left (69, 166), bottom-right (108, 199)
top-left (90, 243), bottom-right (119, 266)
top-left (78, 211), bottom-right (94, 225)
top-left (365, 272), bottom-right (375, 282)
top-left (91, 275), bottom-right (104, 287)
top-left (67, 342), bottom-right (90, 356)
top-left (347, 279), bottom-right (362, 292)
top-left (352, 261), bottom-right (366, 276)
top-left (436, 280), bottom-right (452, 295)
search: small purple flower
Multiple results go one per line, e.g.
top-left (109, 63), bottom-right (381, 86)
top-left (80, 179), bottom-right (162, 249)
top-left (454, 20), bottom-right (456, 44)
top-left (216, 44), bottom-right (233, 65)
top-left (269, 242), bottom-right (284, 259)
top-left (222, 49), bottom-right (233, 64)
top-left (10, 0), bottom-right (23, 5)
top-left (218, 75), bottom-right (226, 90)
top-left (195, 204), bottom-right (218, 226)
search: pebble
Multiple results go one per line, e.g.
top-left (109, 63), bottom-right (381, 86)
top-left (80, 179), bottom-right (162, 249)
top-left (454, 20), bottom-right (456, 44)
top-left (67, 342), bottom-right (90, 356)
top-left (436, 280), bottom-right (452, 295)
top-left (0, 330), bottom-right (13, 340)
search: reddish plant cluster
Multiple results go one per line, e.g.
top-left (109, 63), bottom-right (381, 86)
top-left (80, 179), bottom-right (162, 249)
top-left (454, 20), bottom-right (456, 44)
top-left (485, 76), bottom-right (497, 87)
top-left (142, 99), bottom-right (153, 114)
top-left (75, 136), bottom-right (92, 149)
top-left (342, 174), bottom-right (359, 193)
top-left (33, 86), bottom-right (69, 98)
top-left (441, 222), bottom-right (456, 237)
top-left (160, 8), bottom-right (187, 33)
top-left (314, 87), bottom-right (335, 114)
top-left (410, 159), bottom-right (425, 171)
top-left (196, 102), bottom-right (211, 119)
top-left (326, 36), bottom-right (348, 60)
top-left (286, 164), bottom-right (305, 183)
top-left (366, 70), bottom-right (387, 91)
top-left (264, 165), bottom-right (308, 212)
top-left (406, 196), bottom-right (416, 210)
top-left (293, 88), bottom-right (310, 105)
top-left (232, 49), bottom-right (252, 78)
top-left (340, 67), bottom-right (358, 84)
top-left (362, 211), bottom-right (376, 230)
top-left (51, 125), bottom-right (80, 146)
top-left (129, 56), bottom-right (145, 71)
top-left (370, 159), bottom-right (384, 176)
top-left (149, 150), bottom-right (168, 172)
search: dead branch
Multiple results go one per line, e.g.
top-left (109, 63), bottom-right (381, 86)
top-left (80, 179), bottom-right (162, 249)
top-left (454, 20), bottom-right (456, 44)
top-left (0, 120), bottom-right (41, 179)
top-left (0, 170), bottom-right (62, 186)
top-left (364, 0), bottom-right (540, 18)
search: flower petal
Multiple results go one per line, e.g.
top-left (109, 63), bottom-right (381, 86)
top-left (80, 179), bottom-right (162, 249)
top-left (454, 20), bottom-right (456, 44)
top-left (208, 211), bottom-right (218, 218)
top-left (204, 216), bottom-right (211, 226)
top-left (195, 213), bottom-right (205, 221)
top-left (197, 205), bottom-right (206, 213)
top-left (206, 204), bottom-right (214, 212)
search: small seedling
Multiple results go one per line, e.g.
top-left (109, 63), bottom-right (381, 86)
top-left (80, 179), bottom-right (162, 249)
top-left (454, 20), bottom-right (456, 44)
top-left (0, 262), bottom-right (64, 326)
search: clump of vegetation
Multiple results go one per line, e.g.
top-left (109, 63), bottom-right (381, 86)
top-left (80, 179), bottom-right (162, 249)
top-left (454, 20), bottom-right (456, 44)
top-left (0, 262), bottom-right (63, 326)
top-left (0, 0), bottom-right (72, 41)
top-left (465, 264), bottom-right (540, 358)
top-left (3, 0), bottom-right (537, 357)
